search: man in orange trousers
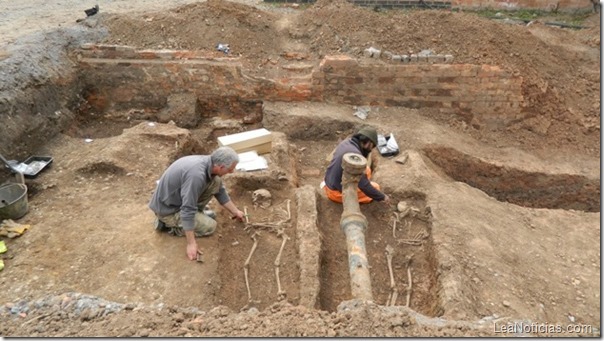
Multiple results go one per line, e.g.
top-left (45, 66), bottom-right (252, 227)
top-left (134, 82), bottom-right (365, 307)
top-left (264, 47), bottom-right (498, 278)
top-left (323, 127), bottom-right (390, 205)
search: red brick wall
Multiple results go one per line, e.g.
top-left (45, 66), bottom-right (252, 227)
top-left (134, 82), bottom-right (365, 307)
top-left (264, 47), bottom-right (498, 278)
top-left (76, 45), bottom-right (525, 129)
top-left (315, 55), bottom-right (524, 129)
top-left (76, 44), bottom-right (316, 111)
top-left (77, 44), bottom-right (262, 112)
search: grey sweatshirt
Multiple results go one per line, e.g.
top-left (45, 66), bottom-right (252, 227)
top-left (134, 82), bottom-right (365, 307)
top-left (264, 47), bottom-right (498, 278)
top-left (148, 155), bottom-right (230, 230)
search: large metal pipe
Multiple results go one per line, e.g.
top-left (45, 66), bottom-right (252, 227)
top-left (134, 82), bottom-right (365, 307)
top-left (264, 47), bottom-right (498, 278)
top-left (340, 153), bottom-right (373, 301)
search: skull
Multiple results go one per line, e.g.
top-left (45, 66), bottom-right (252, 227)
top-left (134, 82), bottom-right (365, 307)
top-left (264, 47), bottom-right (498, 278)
top-left (252, 189), bottom-right (272, 209)
top-left (397, 201), bottom-right (411, 219)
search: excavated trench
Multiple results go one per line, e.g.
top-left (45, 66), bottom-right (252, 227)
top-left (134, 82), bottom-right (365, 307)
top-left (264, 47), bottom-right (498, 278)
top-left (316, 189), bottom-right (441, 315)
top-left (423, 146), bottom-right (600, 213)
top-left (214, 176), bottom-right (301, 312)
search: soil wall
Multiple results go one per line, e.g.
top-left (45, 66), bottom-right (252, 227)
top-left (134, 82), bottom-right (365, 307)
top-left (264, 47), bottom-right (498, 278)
top-left (0, 84), bottom-right (77, 161)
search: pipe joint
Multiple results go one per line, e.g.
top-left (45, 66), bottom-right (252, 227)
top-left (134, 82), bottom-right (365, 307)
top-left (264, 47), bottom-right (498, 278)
top-left (342, 153), bottom-right (367, 176)
top-left (340, 211), bottom-right (368, 234)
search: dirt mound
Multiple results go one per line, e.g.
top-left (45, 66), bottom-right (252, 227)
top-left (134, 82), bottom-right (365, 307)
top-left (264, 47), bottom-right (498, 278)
top-left (296, 1), bottom-right (599, 151)
top-left (0, 292), bottom-right (505, 337)
top-left (102, 0), bottom-right (281, 62)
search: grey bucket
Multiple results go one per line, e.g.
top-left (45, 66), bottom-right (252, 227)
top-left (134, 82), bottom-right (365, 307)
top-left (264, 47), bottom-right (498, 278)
top-left (0, 183), bottom-right (28, 220)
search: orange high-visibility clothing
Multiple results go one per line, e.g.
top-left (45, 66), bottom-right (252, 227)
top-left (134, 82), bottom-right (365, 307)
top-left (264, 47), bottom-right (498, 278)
top-left (324, 167), bottom-right (381, 204)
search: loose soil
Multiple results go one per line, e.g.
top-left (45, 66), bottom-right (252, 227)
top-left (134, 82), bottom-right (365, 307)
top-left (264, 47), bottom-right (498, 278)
top-left (0, 0), bottom-right (600, 337)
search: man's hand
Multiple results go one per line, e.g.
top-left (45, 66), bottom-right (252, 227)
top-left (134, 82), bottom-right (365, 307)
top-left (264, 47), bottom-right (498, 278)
top-left (185, 230), bottom-right (198, 261)
top-left (223, 201), bottom-right (245, 222)
top-left (231, 209), bottom-right (245, 222)
top-left (186, 242), bottom-right (198, 261)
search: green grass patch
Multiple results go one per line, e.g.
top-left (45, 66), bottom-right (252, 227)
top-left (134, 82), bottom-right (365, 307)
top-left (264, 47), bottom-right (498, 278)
top-left (468, 8), bottom-right (590, 26)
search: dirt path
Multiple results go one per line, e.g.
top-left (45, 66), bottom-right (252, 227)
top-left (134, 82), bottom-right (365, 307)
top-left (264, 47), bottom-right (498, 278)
top-left (0, 0), bottom-right (268, 47)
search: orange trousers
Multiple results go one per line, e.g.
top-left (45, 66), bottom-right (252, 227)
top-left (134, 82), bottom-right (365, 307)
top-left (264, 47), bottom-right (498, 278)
top-left (324, 167), bottom-right (380, 204)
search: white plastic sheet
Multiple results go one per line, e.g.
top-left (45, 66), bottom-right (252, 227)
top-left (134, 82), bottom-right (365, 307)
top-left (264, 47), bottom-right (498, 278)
top-left (377, 133), bottom-right (400, 156)
top-left (235, 151), bottom-right (268, 171)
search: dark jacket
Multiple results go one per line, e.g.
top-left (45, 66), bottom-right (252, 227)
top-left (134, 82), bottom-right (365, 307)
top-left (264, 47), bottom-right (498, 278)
top-left (324, 137), bottom-right (385, 201)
